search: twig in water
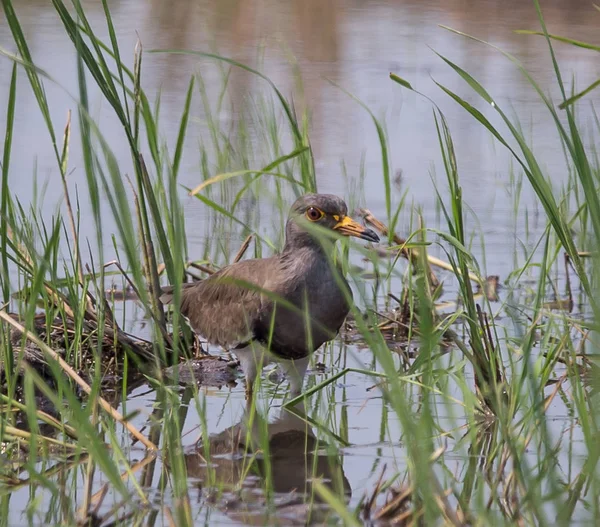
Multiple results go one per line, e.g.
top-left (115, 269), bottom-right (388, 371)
top-left (359, 208), bottom-right (481, 283)
top-left (0, 310), bottom-right (157, 450)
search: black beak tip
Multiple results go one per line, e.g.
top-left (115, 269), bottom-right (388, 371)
top-left (361, 228), bottom-right (380, 243)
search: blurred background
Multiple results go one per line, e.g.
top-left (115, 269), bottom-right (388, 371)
top-left (0, 0), bottom-right (598, 276)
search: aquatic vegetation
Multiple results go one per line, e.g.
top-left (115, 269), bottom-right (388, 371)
top-left (0, 0), bottom-right (598, 525)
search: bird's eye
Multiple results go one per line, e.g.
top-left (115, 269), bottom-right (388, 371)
top-left (305, 207), bottom-right (324, 222)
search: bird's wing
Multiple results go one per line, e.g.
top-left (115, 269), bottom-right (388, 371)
top-left (171, 259), bottom-right (275, 349)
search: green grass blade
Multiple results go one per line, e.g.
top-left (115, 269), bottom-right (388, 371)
top-left (433, 51), bottom-right (494, 104)
top-left (51, 0), bottom-right (128, 130)
top-left (389, 73), bottom-right (413, 89)
top-left (100, 0), bottom-right (131, 125)
top-left (327, 79), bottom-right (391, 228)
top-left (514, 30), bottom-right (600, 52)
top-left (433, 51), bottom-right (596, 315)
top-left (1, 63), bottom-right (17, 303)
top-left (559, 78), bottom-right (600, 109)
top-left (189, 169), bottom-right (307, 196)
top-left (172, 76), bottom-right (195, 181)
top-left (2, 0), bottom-right (58, 157)
top-left (149, 48), bottom-right (316, 191)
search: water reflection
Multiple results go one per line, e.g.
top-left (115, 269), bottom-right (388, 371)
top-left (184, 404), bottom-right (351, 525)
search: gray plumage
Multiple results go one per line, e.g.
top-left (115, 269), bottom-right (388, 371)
top-left (160, 193), bottom-right (379, 394)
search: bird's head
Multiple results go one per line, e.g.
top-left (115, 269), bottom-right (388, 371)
top-left (284, 193), bottom-right (380, 251)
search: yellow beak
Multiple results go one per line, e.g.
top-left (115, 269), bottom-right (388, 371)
top-left (333, 216), bottom-right (380, 242)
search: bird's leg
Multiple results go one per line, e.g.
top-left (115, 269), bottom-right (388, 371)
top-left (245, 376), bottom-right (254, 403)
top-left (243, 363), bottom-right (258, 404)
top-left (234, 345), bottom-right (268, 403)
top-left (279, 356), bottom-right (310, 399)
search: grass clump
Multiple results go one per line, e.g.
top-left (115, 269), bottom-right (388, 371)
top-left (0, 0), bottom-right (598, 525)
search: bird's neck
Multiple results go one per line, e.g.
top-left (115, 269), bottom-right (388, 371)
top-left (282, 233), bottom-right (334, 256)
top-left (282, 220), bottom-right (335, 256)
top-left (280, 235), bottom-right (344, 286)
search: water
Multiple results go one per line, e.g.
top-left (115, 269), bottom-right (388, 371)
top-left (0, 0), bottom-right (598, 525)
top-left (2, 0), bottom-right (598, 277)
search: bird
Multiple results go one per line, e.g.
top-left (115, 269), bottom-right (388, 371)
top-left (159, 193), bottom-right (380, 401)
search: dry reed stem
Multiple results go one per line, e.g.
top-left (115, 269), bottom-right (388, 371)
top-left (431, 475), bottom-right (465, 527)
top-left (80, 398), bottom-right (101, 525)
top-left (565, 252), bottom-right (573, 308)
top-left (5, 225), bottom-right (33, 269)
top-left (359, 207), bottom-right (440, 287)
top-left (364, 464), bottom-right (388, 515)
top-left (364, 449), bottom-right (461, 526)
top-left (5, 454), bottom-right (89, 491)
top-left (45, 266), bottom-right (151, 361)
top-left (44, 284), bottom-right (76, 320)
top-left (359, 208), bottom-right (480, 283)
top-left (93, 496), bottom-right (135, 527)
top-left (493, 373), bottom-right (568, 520)
top-left (0, 393), bottom-right (79, 440)
top-left (372, 484), bottom-right (413, 521)
top-left (80, 458), bottom-right (96, 526)
top-left (82, 453), bottom-right (156, 517)
top-left (84, 263), bottom-right (152, 359)
top-left (187, 261), bottom-right (215, 275)
top-left (163, 506), bottom-right (177, 527)
top-left (59, 110), bottom-right (90, 313)
top-left (102, 259), bottom-right (169, 357)
top-left (0, 310), bottom-right (157, 450)
top-left (232, 234), bottom-right (253, 264)
top-left (2, 424), bottom-right (79, 450)
top-left (78, 483), bottom-right (107, 527)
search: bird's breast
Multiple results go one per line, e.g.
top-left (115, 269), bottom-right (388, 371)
top-left (253, 250), bottom-right (353, 359)
top-left (285, 253), bottom-right (351, 332)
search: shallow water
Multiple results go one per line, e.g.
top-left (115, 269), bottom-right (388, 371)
top-left (0, 0), bottom-right (598, 525)
top-left (5, 329), bottom-right (589, 525)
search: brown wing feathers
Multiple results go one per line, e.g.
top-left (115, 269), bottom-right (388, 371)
top-left (160, 260), bottom-right (275, 349)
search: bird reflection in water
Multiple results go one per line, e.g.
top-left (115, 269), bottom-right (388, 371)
top-left (183, 403), bottom-right (351, 525)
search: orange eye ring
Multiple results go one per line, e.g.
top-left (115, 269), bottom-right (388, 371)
top-left (305, 207), bottom-right (324, 222)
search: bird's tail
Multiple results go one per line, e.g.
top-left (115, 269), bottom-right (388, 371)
top-left (159, 285), bottom-right (175, 305)
top-left (159, 282), bottom-right (197, 305)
